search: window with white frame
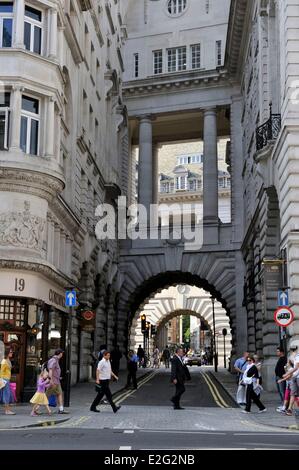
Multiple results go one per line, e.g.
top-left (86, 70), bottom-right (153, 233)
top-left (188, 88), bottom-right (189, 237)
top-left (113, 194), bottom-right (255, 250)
top-left (24, 5), bottom-right (42, 54)
top-left (134, 53), bottom-right (139, 78)
top-left (20, 95), bottom-right (40, 155)
top-left (177, 154), bottom-right (202, 165)
top-left (153, 50), bottom-right (163, 75)
top-left (175, 175), bottom-right (187, 190)
top-left (0, 92), bottom-right (10, 150)
top-left (167, 0), bottom-right (187, 15)
top-left (167, 46), bottom-right (186, 72)
top-left (0, 2), bottom-right (13, 47)
top-left (191, 44), bottom-right (201, 69)
top-left (216, 40), bottom-right (222, 67)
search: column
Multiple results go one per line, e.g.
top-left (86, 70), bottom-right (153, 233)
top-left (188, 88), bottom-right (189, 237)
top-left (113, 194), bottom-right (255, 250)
top-left (47, 215), bottom-right (55, 264)
top-left (48, 8), bottom-right (58, 59)
top-left (13, 0), bottom-right (25, 48)
top-left (138, 115), bottom-right (153, 214)
top-left (66, 236), bottom-right (73, 277)
top-left (53, 223), bottom-right (60, 267)
top-left (59, 230), bottom-right (66, 273)
top-left (10, 86), bottom-right (23, 153)
top-left (58, 26), bottom-right (65, 66)
top-left (203, 108), bottom-right (219, 223)
top-left (45, 96), bottom-right (55, 157)
top-left (152, 143), bottom-right (160, 205)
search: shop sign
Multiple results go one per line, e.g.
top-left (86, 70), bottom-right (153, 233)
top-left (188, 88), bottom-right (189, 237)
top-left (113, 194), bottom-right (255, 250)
top-left (80, 310), bottom-right (96, 332)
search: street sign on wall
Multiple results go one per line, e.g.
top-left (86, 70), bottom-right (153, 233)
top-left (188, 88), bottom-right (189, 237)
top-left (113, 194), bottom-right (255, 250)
top-left (274, 306), bottom-right (294, 327)
top-left (278, 290), bottom-right (289, 307)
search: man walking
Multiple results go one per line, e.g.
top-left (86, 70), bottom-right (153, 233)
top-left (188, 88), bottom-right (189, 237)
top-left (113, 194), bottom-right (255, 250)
top-left (170, 347), bottom-right (190, 410)
top-left (137, 344), bottom-right (145, 368)
top-left (275, 346), bottom-right (287, 409)
top-left (46, 349), bottom-right (69, 414)
top-left (90, 350), bottom-right (121, 413)
top-left (234, 351), bottom-right (249, 406)
top-left (162, 345), bottom-right (171, 368)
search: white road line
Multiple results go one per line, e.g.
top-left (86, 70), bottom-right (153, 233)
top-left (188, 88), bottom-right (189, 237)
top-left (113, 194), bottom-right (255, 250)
top-left (119, 446), bottom-right (132, 450)
top-left (124, 430), bottom-right (135, 434)
top-left (140, 429), bottom-right (226, 435)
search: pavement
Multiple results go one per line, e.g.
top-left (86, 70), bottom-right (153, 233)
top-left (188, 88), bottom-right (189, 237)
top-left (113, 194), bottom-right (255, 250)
top-left (0, 366), bottom-right (150, 429)
top-left (209, 368), bottom-right (299, 431)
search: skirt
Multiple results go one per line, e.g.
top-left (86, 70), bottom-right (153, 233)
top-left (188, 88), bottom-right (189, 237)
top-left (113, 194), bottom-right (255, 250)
top-left (0, 380), bottom-right (15, 404)
top-left (30, 392), bottom-right (49, 405)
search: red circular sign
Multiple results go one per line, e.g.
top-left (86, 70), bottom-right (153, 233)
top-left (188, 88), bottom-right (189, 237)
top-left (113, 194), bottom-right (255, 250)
top-left (274, 307), bottom-right (294, 327)
top-left (82, 310), bottom-right (95, 321)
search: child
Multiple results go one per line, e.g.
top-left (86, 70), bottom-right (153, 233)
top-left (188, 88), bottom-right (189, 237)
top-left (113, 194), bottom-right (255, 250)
top-left (30, 370), bottom-right (51, 416)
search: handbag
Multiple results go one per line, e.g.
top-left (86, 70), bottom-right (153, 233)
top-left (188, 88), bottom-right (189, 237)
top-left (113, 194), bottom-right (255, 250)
top-left (0, 378), bottom-right (7, 390)
top-left (95, 382), bottom-right (102, 392)
top-left (242, 376), bottom-right (253, 385)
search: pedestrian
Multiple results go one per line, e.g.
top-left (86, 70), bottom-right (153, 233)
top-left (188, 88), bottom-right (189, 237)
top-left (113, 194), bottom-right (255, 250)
top-left (90, 350), bottom-right (121, 413)
top-left (46, 349), bottom-right (69, 414)
top-left (30, 369), bottom-right (51, 416)
top-left (110, 345), bottom-right (122, 376)
top-left (162, 345), bottom-right (171, 368)
top-left (0, 348), bottom-right (15, 415)
top-left (241, 355), bottom-right (266, 414)
top-left (275, 346), bottom-right (287, 408)
top-left (234, 351), bottom-right (249, 406)
top-left (137, 344), bottom-right (145, 368)
top-left (152, 346), bottom-right (160, 369)
top-left (276, 359), bottom-right (293, 413)
top-left (170, 347), bottom-right (191, 410)
top-left (0, 333), bottom-right (4, 362)
top-left (126, 350), bottom-right (138, 389)
top-left (277, 345), bottom-right (299, 416)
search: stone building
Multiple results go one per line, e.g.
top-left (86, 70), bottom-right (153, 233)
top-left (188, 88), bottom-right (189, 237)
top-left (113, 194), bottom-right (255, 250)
top-left (0, 0), bottom-right (129, 400)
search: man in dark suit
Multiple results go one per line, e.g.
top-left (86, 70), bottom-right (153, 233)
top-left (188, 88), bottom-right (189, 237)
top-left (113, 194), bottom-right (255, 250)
top-left (170, 347), bottom-right (191, 410)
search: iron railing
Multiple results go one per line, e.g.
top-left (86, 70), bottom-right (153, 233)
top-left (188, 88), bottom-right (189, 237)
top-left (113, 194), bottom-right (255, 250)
top-left (256, 107), bottom-right (281, 151)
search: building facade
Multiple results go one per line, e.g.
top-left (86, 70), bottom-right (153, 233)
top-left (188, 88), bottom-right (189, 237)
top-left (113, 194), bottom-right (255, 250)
top-left (0, 0), bottom-right (129, 400)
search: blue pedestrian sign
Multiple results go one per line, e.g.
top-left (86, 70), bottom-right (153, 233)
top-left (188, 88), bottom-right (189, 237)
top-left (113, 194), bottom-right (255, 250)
top-left (278, 290), bottom-right (289, 307)
top-left (65, 290), bottom-right (76, 307)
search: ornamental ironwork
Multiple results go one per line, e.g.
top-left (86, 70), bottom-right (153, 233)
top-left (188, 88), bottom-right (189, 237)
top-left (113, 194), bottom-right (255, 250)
top-left (256, 106), bottom-right (281, 151)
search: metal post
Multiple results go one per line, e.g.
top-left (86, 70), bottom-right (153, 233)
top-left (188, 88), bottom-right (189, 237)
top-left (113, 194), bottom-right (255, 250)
top-left (64, 306), bottom-right (72, 408)
top-left (223, 334), bottom-right (226, 369)
top-left (211, 296), bottom-right (217, 372)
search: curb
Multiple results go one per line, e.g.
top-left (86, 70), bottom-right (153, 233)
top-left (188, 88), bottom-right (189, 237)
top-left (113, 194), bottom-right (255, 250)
top-left (207, 371), bottom-right (239, 407)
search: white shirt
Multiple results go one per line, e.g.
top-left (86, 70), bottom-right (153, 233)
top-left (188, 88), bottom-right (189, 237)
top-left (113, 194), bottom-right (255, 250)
top-left (97, 358), bottom-right (112, 380)
top-left (293, 353), bottom-right (299, 378)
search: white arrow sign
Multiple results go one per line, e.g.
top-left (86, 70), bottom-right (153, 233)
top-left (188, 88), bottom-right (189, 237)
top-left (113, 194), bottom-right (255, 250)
top-left (65, 290), bottom-right (76, 307)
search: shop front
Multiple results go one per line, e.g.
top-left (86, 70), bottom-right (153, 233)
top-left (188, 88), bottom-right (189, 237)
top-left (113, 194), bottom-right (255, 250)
top-left (0, 270), bottom-right (70, 402)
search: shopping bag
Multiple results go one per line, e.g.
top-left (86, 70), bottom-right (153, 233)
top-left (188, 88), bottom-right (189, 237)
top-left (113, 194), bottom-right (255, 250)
top-left (48, 394), bottom-right (57, 407)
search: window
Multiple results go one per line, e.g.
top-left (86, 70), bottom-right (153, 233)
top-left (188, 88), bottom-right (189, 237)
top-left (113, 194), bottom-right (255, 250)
top-left (216, 40), bottom-right (222, 67)
top-left (167, 46), bottom-right (186, 72)
top-left (191, 44), bottom-right (201, 69)
top-left (177, 154), bottom-right (202, 165)
top-left (20, 95), bottom-right (40, 155)
top-left (0, 2), bottom-right (13, 47)
top-left (176, 176), bottom-right (186, 190)
top-left (0, 299), bottom-right (26, 327)
top-left (0, 92), bottom-right (10, 150)
top-left (134, 53), bottom-right (139, 78)
top-left (24, 5), bottom-right (42, 54)
top-left (167, 0), bottom-right (187, 15)
top-left (153, 50), bottom-right (163, 75)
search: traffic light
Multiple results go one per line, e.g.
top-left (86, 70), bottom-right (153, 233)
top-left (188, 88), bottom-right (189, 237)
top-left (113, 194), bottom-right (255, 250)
top-left (151, 324), bottom-right (156, 336)
top-left (141, 314), bottom-right (146, 332)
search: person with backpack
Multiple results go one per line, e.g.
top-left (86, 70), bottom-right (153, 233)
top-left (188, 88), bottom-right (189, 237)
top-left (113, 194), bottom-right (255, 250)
top-left (45, 349), bottom-right (69, 414)
top-left (234, 351), bottom-right (249, 406)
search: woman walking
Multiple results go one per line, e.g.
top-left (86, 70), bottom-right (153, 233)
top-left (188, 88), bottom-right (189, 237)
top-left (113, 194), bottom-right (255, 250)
top-left (242, 355), bottom-right (266, 414)
top-left (90, 350), bottom-right (121, 413)
top-left (0, 348), bottom-right (15, 415)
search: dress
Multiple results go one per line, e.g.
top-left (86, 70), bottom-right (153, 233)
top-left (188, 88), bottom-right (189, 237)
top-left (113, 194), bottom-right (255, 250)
top-left (30, 378), bottom-right (50, 405)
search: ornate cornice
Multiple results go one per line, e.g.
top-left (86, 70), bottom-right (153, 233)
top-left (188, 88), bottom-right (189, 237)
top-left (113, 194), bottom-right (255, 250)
top-left (225, 0), bottom-right (251, 78)
top-left (0, 167), bottom-right (64, 202)
top-left (123, 68), bottom-right (230, 98)
top-left (0, 259), bottom-right (77, 287)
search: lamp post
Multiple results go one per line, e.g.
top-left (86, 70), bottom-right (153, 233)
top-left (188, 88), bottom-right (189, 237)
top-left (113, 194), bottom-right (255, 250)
top-left (222, 328), bottom-right (227, 369)
top-left (211, 296), bottom-right (217, 372)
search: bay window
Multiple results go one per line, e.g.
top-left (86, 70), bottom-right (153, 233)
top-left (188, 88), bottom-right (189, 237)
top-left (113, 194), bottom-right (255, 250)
top-left (0, 2), bottom-right (13, 47)
top-left (24, 5), bottom-right (42, 54)
top-left (20, 95), bottom-right (39, 155)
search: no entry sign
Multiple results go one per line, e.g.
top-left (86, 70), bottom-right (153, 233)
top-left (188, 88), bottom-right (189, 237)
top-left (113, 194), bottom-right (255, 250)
top-left (274, 307), bottom-right (295, 327)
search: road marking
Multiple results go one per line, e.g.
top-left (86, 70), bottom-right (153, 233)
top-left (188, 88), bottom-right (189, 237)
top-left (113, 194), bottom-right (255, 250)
top-left (124, 430), bottom-right (134, 434)
top-left (114, 371), bottom-right (156, 405)
top-left (119, 446), bottom-right (132, 450)
top-left (203, 372), bottom-right (230, 408)
top-left (200, 372), bottom-right (226, 408)
top-left (140, 429), bottom-right (226, 435)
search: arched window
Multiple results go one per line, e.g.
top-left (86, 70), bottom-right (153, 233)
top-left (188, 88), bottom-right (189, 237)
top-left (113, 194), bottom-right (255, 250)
top-left (167, 0), bottom-right (187, 15)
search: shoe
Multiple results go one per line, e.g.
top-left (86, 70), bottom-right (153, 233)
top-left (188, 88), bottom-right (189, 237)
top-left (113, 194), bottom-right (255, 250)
top-left (30, 411), bottom-right (38, 417)
top-left (285, 409), bottom-right (293, 416)
top-left (5, 410), bottom-right (16, 415)
top-left (258, 408), bottom-right (267, 413)
top-left (174, 406), bottom-right (185, 410)
top-left (113, 405), bottom-right (121, 413)
top-left (58, 409), bottom-right (69, 414)
top-left (276, 407), bottom-right (285, 413)
top-left (90, 407), bottom-right (100, 413)
top-left (241, 410), bottom-right (250, 413)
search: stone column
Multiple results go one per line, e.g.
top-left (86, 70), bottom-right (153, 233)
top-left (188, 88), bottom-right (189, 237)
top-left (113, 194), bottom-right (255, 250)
top-left (53, 223), bottom-right (61, 267)
top-left (138, 115), bottom-right (153, 215)
top-left (45, 97), bottom-right (55, 157)
top-left (48, 8), bottom-right (58, 59)
top-left (59, 230), bottom-right (66, 273)
top-left (13, 0), bottom-right (25, 48)
top-left (47, 215), bottom-right (55, 264)
top-left (66, 236), bottom-right (73, 277)
top-left (152, 143), bottom-right (160, 205)
top-left (58, 26), bottom-right (65, 65)
top-left (203, 107), bottom-right (219, 224)
top-left (10, 86), bottom-right (23, 153)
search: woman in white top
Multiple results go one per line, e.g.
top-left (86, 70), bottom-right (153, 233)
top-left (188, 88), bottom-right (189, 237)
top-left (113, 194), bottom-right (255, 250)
top-left (90, 351), bottom-right (121, 413)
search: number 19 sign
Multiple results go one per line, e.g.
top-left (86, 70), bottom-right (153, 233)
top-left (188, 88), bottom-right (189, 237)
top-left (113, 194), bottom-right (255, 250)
top-left (274, 307), bottom-right (294, 327)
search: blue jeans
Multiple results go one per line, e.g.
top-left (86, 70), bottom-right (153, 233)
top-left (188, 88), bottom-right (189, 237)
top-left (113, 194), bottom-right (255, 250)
top-left (276, 377), bottom-right (286, 403)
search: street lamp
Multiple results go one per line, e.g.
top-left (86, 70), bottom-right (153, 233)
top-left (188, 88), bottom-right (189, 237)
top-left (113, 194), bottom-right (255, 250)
top-left (222, 328), bottom-right (227, 369)
top-left (211, 296), bottom-right (218, 372)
